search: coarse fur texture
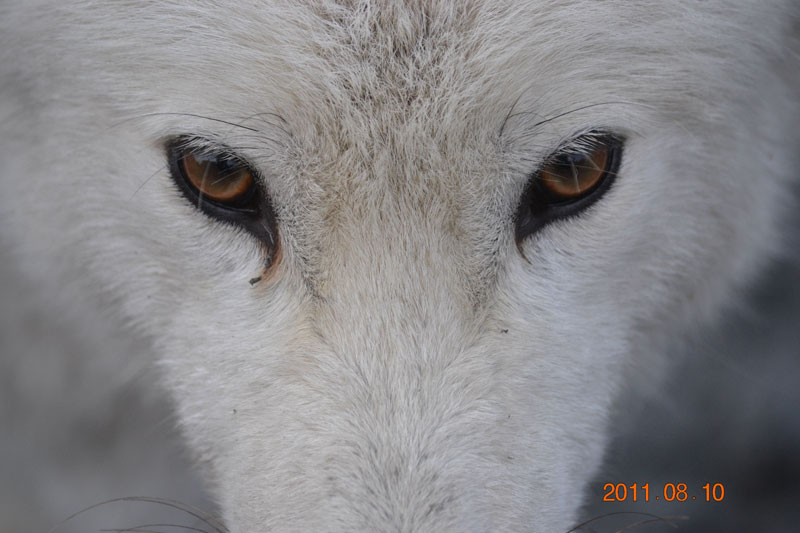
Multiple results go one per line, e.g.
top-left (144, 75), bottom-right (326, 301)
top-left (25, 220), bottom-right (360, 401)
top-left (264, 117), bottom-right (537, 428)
top-left (0, 0), bottom-right (798, 531)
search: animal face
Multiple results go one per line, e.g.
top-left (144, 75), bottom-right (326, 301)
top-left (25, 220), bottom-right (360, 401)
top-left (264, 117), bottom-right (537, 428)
top-left (1, 1), bottom-right (797, 531)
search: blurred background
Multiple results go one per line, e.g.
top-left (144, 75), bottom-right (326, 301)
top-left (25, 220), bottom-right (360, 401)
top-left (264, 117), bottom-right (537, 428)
top-left (582, 212), bottom-right (800, 532)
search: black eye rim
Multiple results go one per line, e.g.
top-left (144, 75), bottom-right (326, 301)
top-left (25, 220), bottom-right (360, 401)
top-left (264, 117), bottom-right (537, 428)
top-left (166, 137), bottom-right (279, 249)
top-left (514, 132), bottom-right (623, 244)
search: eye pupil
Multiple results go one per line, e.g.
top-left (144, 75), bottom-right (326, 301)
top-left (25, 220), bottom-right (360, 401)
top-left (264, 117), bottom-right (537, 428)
top-left (216, 157), bottom-right (236, 172)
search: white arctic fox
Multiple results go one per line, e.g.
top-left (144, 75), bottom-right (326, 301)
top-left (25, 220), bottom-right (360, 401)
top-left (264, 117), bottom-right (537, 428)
top-left (1, 1), bottom-right (798, 531)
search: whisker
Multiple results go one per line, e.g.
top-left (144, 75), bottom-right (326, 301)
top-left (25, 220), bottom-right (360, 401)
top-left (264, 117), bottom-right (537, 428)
top-left (510, 101), bottom-right (657, 144)
top-left (565, 511), bottom-right (689, 532)
top-left (110, 113), bottom-right (260, 133)
top-left (48, 496), bottom-right (228, 533)
top-left (616, 515), bottom-right (690, 532)
top-left (235, 111), bottom-right (293, 138)
top-left (102, 529), bottom-right (177, 533)
top-left (533, 101), bottom-right (655, 130)
top-left (129, 162), bottom-right (170, 200)
top-left (110, 113), bottom-right (291, 150)
top-left (101, 523), bottom-right (211, 533)
top-left (498, 90), bottom-right (528, 138)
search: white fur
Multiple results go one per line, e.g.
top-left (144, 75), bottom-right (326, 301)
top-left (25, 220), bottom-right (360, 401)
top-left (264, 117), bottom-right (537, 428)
top-left (1, 1), bottom-right (798, 531)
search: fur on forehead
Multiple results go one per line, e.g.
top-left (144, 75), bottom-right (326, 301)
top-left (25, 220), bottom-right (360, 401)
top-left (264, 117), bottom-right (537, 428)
top-left (12, 0), bottom-right (791, 146)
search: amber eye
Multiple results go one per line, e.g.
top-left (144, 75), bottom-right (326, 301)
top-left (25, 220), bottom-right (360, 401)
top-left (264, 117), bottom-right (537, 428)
top-left (539, 147), bottom-right (608, 199)
top-left (515, 133), bottom-right (622, 243)
top-left (167, 138), bottom-right (279, 250)
top-left (179, 150), bottom-right (254, 205)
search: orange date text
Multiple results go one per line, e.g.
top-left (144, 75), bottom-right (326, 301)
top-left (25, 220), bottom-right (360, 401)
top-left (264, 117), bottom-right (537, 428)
top-left (602, 482), bottom-right (725, 502)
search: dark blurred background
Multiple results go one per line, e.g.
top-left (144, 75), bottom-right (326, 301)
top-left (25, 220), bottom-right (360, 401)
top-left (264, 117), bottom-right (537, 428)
top-left (582, 230), bottom-right (800, 532)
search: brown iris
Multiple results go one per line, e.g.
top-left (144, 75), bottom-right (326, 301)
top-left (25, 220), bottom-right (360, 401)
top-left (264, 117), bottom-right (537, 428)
top-left (539, 145), bottom-right (609, 199)
top-left (179, 151), bottom-right (254, 204)
top-left (514, 133), bottom-right (623, 243)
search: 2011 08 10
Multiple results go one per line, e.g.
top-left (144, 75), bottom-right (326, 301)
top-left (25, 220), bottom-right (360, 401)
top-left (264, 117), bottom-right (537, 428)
top-left (602, 482), bottom-right (725, 502)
